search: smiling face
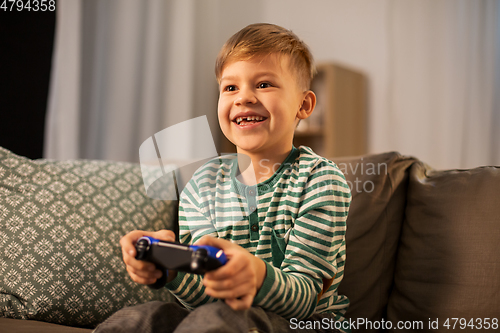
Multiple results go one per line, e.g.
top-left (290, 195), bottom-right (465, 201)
top-left (218, 54), bottom-right (315, 159)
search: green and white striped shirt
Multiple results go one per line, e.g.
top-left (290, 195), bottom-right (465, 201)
top-left (166, 146), bottom-right (351, 323)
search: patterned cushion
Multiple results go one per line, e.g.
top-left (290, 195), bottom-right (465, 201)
top-left (0, 147), bottom-right (178, 328)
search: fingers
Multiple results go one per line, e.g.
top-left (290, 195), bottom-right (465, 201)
top-left (203, 258), bottom-right (255, 310)
top-left (153, 229), bottom-right (176, 243)
top-left (202, 244), bottom-right (259, 304)
top-left (204, 260), bottom-right (251, 289)
top-left (120, 229), bottom-right (175, 285)
top-left (119, 230), bottom-right (142, 258)
top-left (126, 264), bottom-right (164, 285)
top-left (204, 256), bottom-right (248, 282)
top-left (193, 236), bottom-right (266, 309)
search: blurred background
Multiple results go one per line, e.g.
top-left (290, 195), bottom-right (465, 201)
top-left (1, 0), bottom-right (499, 170)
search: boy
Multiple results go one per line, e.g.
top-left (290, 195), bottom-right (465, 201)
top-left (116, 23), bottom-right (351, 333)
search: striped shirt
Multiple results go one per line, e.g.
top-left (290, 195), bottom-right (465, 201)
top-left (166, 146), bottom-right (351, 324)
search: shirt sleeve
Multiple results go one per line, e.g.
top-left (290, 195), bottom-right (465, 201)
top-left (253, 160), bottom-right (351, 320)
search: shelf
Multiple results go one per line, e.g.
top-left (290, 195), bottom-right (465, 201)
top-left (293, 62), bottom-right (367, 158)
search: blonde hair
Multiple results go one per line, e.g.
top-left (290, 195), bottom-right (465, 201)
top-left (215, 23), bottom-right (316, 91)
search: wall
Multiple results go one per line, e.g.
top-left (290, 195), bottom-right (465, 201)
top-left (44, 0), bottom-right (499, 169)
top-left (262, 0), bottom-right (391, 155)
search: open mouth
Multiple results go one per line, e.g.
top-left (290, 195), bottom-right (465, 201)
top-left (234, 116), bottom-right (267, 126)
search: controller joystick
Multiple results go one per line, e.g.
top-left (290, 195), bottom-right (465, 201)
top-left (135, 238), bottom-right (150, 260)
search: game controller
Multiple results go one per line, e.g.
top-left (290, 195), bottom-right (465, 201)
top-left (135, 236), bottom-right (228, 289)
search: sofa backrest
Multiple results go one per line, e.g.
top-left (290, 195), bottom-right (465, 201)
top-left (387, 161), bottom-right (500, 332)
top-left (333, 152), bottom-right (415, 331)
top-left (2, 145), bottom-right (497, 331)
top-left (335, 152), bottom-right (500, 332)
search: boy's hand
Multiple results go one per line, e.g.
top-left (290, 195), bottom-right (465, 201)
top-left (120, 230), bottom-right (176, 285)
top-left (196, 236), bottom-right (267, 311)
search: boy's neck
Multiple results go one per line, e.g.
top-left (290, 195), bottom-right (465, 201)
top-left (235, 146), bottom-right (294, 185)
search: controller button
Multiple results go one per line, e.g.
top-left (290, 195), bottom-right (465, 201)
top-left (196, 248), bottom-right (208, 256)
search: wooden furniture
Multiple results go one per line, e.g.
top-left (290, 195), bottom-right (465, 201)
top-left (218, 62), bottom-right (367, 157)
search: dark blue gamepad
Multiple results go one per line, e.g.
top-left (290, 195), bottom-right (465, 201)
top-left (135, 236), bottom-right (228, 289)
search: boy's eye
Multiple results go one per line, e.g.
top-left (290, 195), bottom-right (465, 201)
top-left (258, 82), bottom-right (272, 89)
top-left (224, 85), bottom-right (237, 92)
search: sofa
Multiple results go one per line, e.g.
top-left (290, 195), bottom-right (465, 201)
top-left (0, 146), bottom-right (498, 332)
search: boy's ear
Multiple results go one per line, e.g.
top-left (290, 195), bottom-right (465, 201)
top-left (297, 90), bottom-right (316, 120)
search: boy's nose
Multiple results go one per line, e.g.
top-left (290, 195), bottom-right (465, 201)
top-left (234, 89), bottom-right (257, 105)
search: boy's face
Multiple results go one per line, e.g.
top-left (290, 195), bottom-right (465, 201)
top-left (218, 54), bottom-right (311, 158)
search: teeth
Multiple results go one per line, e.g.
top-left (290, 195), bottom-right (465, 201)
top-left (235, 116), bottom-right (264, 125)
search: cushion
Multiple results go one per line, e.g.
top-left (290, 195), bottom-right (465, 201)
top-left (387, 162), bottom-right (500, 332)
top-left (332, 152), bottom-right (415, 327)
top-left (0, 147), bottom-right (178, 328)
